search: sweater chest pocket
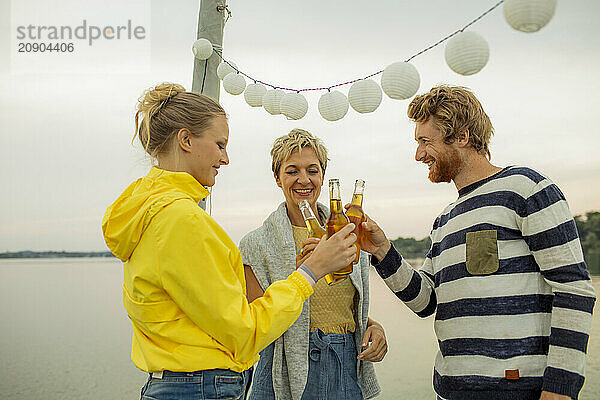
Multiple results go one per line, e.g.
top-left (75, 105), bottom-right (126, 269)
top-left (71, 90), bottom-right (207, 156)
top-left (465, 230), bottom-right (499, 275)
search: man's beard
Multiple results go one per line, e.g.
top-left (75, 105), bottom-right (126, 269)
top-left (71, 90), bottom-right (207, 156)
top-left (428, 148), bottom-right (462, 183)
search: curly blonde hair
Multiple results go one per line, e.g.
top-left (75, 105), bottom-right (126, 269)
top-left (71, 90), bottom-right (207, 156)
top-left (133, 83), bottom-right (226, 158)
top-left (271, 129), bottom-right (328, 177)
top-left (407, 85), bottom-right (494, 158)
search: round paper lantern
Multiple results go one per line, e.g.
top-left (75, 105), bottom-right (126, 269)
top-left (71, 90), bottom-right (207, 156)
top-left (445, 31), bottom-right (489, 76)
top-left (222, 73), bottom-right (246, 95)
top-left (318, 91), bottom-right (349, 121)
top-left (503, 0), bottom-right (556, 33)
top-left (381, 62), bottom-right (420, 100)
top-left (217, 61), bottom-right (238, 80)
top-left (263, 89), bottom-right (286, 115)
top-left (192, 38), bottom-right (213, 60)
top-left (348, 79), bottom-right (382, 114)
top-left (244, 83), bottom-right (267, 107)
top-left (280, 92), bottom-right (308, 120)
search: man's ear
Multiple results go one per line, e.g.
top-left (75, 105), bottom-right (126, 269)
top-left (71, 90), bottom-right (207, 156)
top-left (176, 128), bottom-right (193, 152)
top-left (274, 171), bottom-right (282, 188)
top-left (456, 129), bottom-right (470, 147)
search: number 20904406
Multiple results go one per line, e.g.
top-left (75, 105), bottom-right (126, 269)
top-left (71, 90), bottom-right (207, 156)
top-left (18, 42), bottom-right (74, 53)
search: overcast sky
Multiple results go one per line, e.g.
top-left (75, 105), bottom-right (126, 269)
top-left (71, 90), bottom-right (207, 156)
top-left (0, 0), bottom-right (599, 252)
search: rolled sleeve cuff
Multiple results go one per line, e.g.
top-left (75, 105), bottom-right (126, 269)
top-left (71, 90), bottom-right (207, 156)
top-left (542, 366), bottom-right (584, 399)
top-left (296, 264), bottom-right (316, 286)
top-left (370, 243), bottom-right (403, 279)
top-left (288, 270), bottom-right (315, 300)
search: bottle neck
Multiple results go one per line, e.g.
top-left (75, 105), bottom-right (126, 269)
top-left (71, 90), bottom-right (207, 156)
top-left (353, 180), bottom-right (364, 196)
top-left (350, 193), bottom-right (363, 207)
top-left (329, 182), bottom-right (341, 201)
top-left (300, 203), bottom-right (314, 220)
top-left (330, 198), bottom-right (344, 214)
top-left (328, 180), bottom-right (343, 214)
top-left (285, 200), bottom-right (307, 227)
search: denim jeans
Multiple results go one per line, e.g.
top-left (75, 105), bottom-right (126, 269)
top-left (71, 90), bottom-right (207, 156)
top-left (140, 368), bottom-right (253, 400)
top-left (250, 329), bottom-right (363, 400)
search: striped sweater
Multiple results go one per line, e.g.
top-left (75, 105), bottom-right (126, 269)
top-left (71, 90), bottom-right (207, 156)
top-left (373, 166), bottom-right (596, 400)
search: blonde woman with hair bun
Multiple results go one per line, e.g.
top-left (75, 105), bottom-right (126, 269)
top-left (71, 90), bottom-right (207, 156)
top-left (102, 83), bottom-right (358, 400)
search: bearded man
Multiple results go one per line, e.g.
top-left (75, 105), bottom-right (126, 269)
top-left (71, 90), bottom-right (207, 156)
top-left (362, 86), bottom-right (596, 400)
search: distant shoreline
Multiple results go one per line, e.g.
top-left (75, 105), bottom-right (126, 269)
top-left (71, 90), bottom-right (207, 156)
top-left (0, 251), bottom-right (114, 259)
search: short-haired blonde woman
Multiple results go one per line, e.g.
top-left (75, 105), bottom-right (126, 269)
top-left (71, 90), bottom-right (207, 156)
top-left (102, 84), bottom-right (358, 400)
top-left (240, 129), bottom-right (387, 400)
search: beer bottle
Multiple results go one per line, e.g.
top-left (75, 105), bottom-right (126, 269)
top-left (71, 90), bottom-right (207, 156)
top-left (345, 179), bottom-right (365, 264)
top-left (299, 200), bottom-right (326, 239)
top-left (325, 179), bottom-right (353, 285)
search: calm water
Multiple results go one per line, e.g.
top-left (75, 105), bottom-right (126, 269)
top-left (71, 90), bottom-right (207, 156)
top-left (0, 259), bottom-right (598, 399)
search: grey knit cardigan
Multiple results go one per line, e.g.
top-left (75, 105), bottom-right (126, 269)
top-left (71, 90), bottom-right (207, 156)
top-left (239, 202), bottom-right (380, 400)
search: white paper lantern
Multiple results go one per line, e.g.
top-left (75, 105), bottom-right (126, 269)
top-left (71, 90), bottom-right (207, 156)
top-left (192, 38), bottom-right (213, 60)
top-left (217, 61), bottom-right (238, 80)
top-left (318, 91), bottom-right (349, 121)
top-left (244, 83), bottom-right (267, 107)
top-left (348, 79), bottom-right (382, 114)
top-left (263, 89), bottom-right (286, 115)
top-left (280, 92), bottom-right (308, 120)
top-left (503, 0), bottom-right (556, 33)
top-left (381, 62), bottom-right (420, 100)
top-left (222, 73), bottom-right (246, 95)
top-left (445, 31), bottom-right (489, 76)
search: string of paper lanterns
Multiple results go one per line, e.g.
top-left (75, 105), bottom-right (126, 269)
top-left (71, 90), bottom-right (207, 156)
top-left (192, 0), bottom-right (556, 122)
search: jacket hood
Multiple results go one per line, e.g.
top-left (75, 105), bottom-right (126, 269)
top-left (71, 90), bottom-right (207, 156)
top-left (102, 167), bottom-right (210, 261)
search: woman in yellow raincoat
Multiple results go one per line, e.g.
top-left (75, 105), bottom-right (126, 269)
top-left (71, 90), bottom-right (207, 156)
top-left (102, 83), bottom-right (357, 400)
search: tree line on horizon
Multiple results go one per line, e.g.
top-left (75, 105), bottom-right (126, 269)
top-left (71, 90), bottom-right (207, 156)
top-left (1, 212), bottom-right (598, 275)
top-left (575, 211), bottom-right (600, 275)
top-left (0, 250), bottom-right (113, 259)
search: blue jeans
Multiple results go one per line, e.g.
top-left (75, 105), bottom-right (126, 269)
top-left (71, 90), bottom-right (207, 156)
top-left (250, 330), bottom-right (363, 400)
top-left (140, 368), bottom-right (253, 400)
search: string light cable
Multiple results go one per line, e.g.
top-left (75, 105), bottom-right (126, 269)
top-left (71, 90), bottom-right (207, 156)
top-left (213, 1), bottom-right (504, 93)
top-left (195, 0), bottom-right (556, 120)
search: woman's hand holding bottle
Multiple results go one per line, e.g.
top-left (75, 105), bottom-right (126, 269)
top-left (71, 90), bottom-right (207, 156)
top-left (302, 223), bottom-right (356, 280)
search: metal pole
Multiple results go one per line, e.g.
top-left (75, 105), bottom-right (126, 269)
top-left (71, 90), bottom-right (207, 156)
top-left (192, 0), bottom-right (227, 210)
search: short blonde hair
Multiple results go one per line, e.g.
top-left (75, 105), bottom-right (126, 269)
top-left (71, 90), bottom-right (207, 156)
top-left (271, 129), bottom-right (328, 177)
top-left (133, 82), bottom-right (227, 159)
top-left (407, 85), bottom-right (494, 158)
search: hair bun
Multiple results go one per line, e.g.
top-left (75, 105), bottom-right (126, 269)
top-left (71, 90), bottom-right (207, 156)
top-left (137, 82), bottom-right (186, 117)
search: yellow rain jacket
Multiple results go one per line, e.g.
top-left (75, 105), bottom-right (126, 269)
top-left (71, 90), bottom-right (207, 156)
top-left (102, 167), bottom-right (313, 373)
